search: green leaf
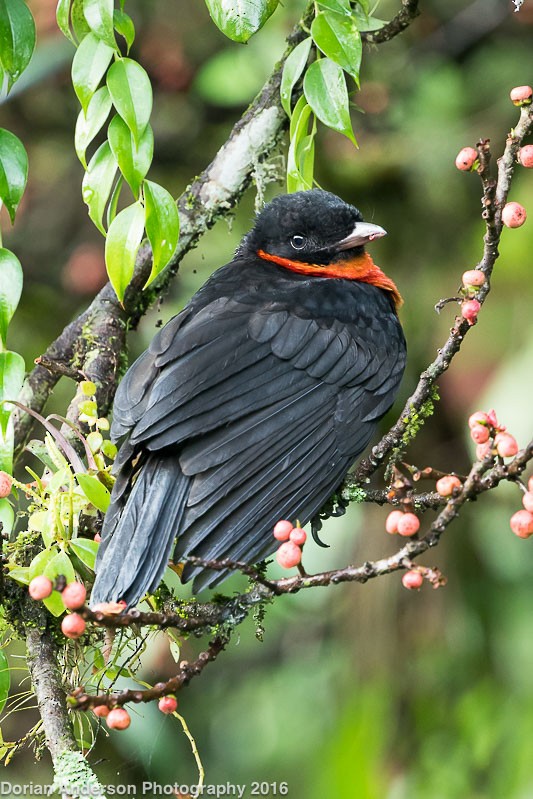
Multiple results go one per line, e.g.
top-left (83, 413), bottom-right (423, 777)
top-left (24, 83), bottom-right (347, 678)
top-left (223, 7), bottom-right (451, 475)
top-left (104, 201), bottom-right (145, 301)
top-left (0, 649), bottom-right (10, 715)
top-left (311, 11), bottom-right (362, 83)
top-left (113, 8), bottom-right (134, 52)
top-left (280, 37), bottom-right (311, 118)
top-left (71, 0), bottom-right (90, 42)
top-left (0, 426), bottom-right (12, 473)
top-left (7, 566), bottom-right (28, 585)
top-left (75, 472), bottom-right (110, 512)
top-left (0, 498), bottom-right (14, 537)
top-left (106, 174), bottom-right (123, 228)
top-left (0, 0), bottom-right (36, 90)
top-left (29, 546), bottom-right (59, 581)
top-left (106, 58), bottom-right (152, 145)
top-left (204, 0), bottom-right (279, 43)
top-left (69, 537), bottom-right (99, 570)
top-left (71, 32), bottom-right (114, 113)
top-left (82, 140), bottom-right (118, 234)
top-left (317, 0), bottom-right (351, 15)
top-left (303, 57), bottom-right (357, 145)
top-left (108, 115), bottom-right (153, 198)
top-left (0, 351), bottom-right (25, 435)
top-left (0, 248), bottom-right (22, 346)
top-left (74, 85), bottom-right (112, 167)
top-left (143, 180), bottom-right (179, 287)
top-left (83, 0), bottom-right (115, 48)
top-left (56, 0), bottom-right (76, 45)
top-left (354, 0), bottom-right (370, 16)
top-left (287, 99), bottom-right (315, 193)
top-left (0, 128), bottom-right (28, 223)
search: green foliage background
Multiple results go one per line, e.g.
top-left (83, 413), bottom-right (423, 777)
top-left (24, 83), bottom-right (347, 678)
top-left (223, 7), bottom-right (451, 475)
top-left (1, 0), bottom-right (533, 795)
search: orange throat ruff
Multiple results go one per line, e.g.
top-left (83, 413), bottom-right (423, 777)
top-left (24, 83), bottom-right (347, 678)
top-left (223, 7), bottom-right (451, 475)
top-left (257, 249), bottom-right (403, 308)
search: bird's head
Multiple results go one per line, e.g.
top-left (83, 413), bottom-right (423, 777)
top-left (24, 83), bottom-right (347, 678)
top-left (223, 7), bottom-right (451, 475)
top-left (241, 189), bottom-right (402, 306)
top-left (244, 189), bottom-right (386, 264)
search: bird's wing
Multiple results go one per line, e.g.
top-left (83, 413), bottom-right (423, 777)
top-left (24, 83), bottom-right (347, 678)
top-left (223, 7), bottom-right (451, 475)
top-left (111, 295), bottom-right (404, 588)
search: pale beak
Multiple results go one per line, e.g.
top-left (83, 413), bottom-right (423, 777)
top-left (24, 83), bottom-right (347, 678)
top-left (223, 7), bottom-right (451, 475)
top-left (337, 222), bottom-right (387, 250)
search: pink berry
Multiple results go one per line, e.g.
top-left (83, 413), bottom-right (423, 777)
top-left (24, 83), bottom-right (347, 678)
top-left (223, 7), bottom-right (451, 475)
top-left (522, 492), bottom-right (533, 512)
top-left (510, 85), bottom-right (532, 106)
top-left (273, 520), bottom-right (293, 541)
top-left (397, 513), bottom-right (420, 537)
top-left (486, 409), bottom-right (499, 428)
top-left (462, 269), bottom-right (485, 287)
top-left (62, 582), bottom-right (87, 610)
top-left (94, 533), bottom-right (102, 543)
top-left (61, 613), bottom-right (86, 639)
top-left (528, 476), bottom-right (533, 493)
top-left (476, 442), bottom-right (492, 460)
top-left (158, 696), bottom-right (178, 714)
top-left (91, 600), bottom-right (127, 614)
top-left (385, 510), bottom-right (404, 534)
top-left (28, 576), bottom-right (54, 601)
top-left (461, 299), bottom-right (481, 325)
top-left (275, 541), bottom-right (302, 569)
top-left (510, 509), bottom-right (533, 538)
top-left (495, 432), bottom-right (518, 458)
top-left (502, 201), bottom-right (527, 228)
top-left (289, 528), bottom-right (307, 546)
top-left (518, 145), bottom-right (533, 168)
top-left (93, 705), bottom-right (110, 718)
top-left (0, 471), bottom-right (12, 498)
top-left (106, 708), bottom-right (131, 730)
top-left (402, 570), bottom-right (424, 590)
top-left (455, 147), bottom-right (478, 171)
top-left (436, 475), bottom-right (462, 497)
top-left (470, 424), bottom-right (490, 444)
top-left (468, 411), bottom-right (489, 429)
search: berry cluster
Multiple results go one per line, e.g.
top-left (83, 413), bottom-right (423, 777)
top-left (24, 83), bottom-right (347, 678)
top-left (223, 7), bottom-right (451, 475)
top-left (28, 577), bottom-right (88, 639)
top-left (273, 520), bottom-right (307, 569)
top-left (385, 510), bottom-right (420, 537)
top-left (468, 410), bottom-right (518, 461)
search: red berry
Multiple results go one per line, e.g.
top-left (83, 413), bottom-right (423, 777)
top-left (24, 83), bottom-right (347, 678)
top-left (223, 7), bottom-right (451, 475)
top-left (275, 541), bottom-right (302, 569)
top-left (62, 582), bottom-right (87, 610)
top-left (470, 424), bottom-right (490, 444)
top-left (510, 85), bottom-right (532, 106)
top-left (402, 570), bottom-right (424, 590)
top-left (289, 527), bottom-right (307, 546)
top-left (106, 708), bottom-right (131, 730)
top-left (436, 475), bottom-right (462, 497)
top-left (461, 299), bottom-right (481, 325)
top-left (455, 147), bottom-right (478, 171)
top-left (397, 513), bottom-right (420, 537)
top-left (385, 510), bottom-right (404, 534)
top-left (518, 145), bottom-right (533, 168)
top-left (476, 442), bottom-right (492, 460)
top-left (61, 613), bottom-right (86, 639)
top-left (494, 432), bottom-right (519, 458)
top-left (158, 696), bottom-right (178, 714)
top-left (93, 705), bottom-right (110, 718)
top-left (522, 492), bottom-right (533, 512)
top-left (0, 471), bottom-right (12, 498)
top-left (510, 509), bottom-right (533, 538)
top-left (502, 201), bottom-right (527, 228)
top-left (468, 411), bottom-right (489, 429)
top-left (28, 576), bottom-right (54, 601)
top-left (462, 269), bottom-right (485, 288)
top-left (273, 520), bottom-right (293, 541)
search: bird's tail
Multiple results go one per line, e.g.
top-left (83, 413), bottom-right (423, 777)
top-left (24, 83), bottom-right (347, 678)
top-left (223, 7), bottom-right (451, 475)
top-left (90, 453), bottom-right (190, 608)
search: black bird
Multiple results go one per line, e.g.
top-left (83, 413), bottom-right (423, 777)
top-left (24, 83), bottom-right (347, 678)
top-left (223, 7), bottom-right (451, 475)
top-left (91, 189), bottom-right (406, 606)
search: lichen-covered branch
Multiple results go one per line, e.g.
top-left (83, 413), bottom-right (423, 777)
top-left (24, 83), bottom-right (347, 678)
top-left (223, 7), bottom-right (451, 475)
top-left (362, 0), bottom-right (420, 44)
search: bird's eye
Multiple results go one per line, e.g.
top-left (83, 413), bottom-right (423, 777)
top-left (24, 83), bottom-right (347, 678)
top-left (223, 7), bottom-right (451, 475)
top-left (290, 235), bottom-right (306, 250)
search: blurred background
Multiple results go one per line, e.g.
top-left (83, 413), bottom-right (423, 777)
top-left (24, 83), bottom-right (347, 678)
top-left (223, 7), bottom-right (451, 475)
top-left (1, 0), bottom-right (533, 796)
